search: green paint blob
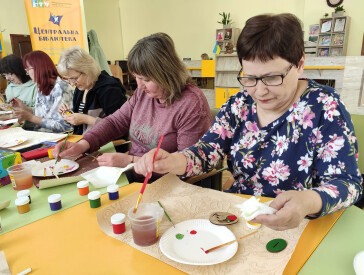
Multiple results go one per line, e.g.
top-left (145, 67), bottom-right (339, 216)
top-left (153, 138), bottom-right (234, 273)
top-left (175, 233), bottom-right (184, 240)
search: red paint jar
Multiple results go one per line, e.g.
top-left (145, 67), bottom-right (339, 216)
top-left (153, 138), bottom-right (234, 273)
top-left (111, 213), bottom-right (126, 234)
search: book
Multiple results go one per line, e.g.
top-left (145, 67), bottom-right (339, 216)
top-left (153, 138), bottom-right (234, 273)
top-left (334, 18), bottom-right (346, 32)
top-left (331, 48), bottom-right (343, 56)
top-left (319, 48), bottom-right (329, 57)
top-left (319, 35), bottom-right (331, 46)
top-left (321, 20), bottom-right (332, 32)
top-left (332, 34), bottom-right (344, 46)
top-left (308, 24), bottom-right (319, 42)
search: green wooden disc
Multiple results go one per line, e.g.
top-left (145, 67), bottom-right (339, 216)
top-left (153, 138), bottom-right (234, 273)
top-left (266, 238), bottom-right (287, 252)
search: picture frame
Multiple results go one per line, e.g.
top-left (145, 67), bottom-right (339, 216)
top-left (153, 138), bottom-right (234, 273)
top-left (321, 19), bottom-right (332, 32)
top-left (319, 35), bottom-right (331, 46)
top-left (308, 24), bottom-right (319, 42)
top-left (216, 31), bottom-right (224, 41)
top-left (224, 29), bottom-right (232, 40)
top-left (330, 48), bottom-right (343, 56)
top-left (332, 33), bottom-right (344, 46)
top-left (318, 48), bottom-right (329, 57)
top-left (334, 18), bottom-right (346, 32)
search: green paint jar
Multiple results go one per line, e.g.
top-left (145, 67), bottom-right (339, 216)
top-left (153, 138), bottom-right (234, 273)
top-left (88, 191), bottom-right (101, 208)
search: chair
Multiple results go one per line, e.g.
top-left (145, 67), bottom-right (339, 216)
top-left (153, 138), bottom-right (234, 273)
top-left (109, 64), bottom-right (124, 85)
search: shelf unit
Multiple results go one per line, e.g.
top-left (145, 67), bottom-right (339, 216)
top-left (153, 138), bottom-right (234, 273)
top-left (317, 16), bottom-right (350, 57)
top-left (216, 28), bottom-right (240, 53)
top-left (214, 53), bottom-right (242, 108)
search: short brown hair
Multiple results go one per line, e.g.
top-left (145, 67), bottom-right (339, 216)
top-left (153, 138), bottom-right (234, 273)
top-left (237, 13), bottom-right (304, 67)
top-left (127, 33), bottom-right (191, 105)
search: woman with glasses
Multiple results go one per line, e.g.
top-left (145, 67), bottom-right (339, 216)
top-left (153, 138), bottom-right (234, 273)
top-left (57, 46), bottom-right (127, 135)
top-left (53, 33), bottom-right (212, 183)
top-left (0, 54), bottom-right (37, 108)
top-left (134, 14), bottom-right (362, 230)
top-left (10, 51), bottom-right (73, 132)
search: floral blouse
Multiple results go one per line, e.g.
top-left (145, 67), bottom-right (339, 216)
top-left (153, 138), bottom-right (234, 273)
top-left (182, 79), bottom-right (363, 217)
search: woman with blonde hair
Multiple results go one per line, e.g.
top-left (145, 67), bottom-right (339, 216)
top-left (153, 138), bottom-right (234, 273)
top-left (54, 33), bottom-right (212, 183)
top-left (57, 46), bottom-right (127, 134)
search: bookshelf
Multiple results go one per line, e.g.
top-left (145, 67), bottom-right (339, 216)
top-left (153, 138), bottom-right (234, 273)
top-left (216, 28), bottom-right (240, 54)
top-left (317, 16), bottom-right (350, 57)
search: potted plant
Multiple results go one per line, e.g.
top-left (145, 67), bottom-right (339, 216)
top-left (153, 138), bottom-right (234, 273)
top-left (332, 5), bottom-right (345, 17)
top-left (218, 12), bottom-right (232, 29)
top-left (324, 13), bottom-right (329, 18)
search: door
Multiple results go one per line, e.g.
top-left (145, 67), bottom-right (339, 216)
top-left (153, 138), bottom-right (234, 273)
top-left (10, 34), bottom-right (32, 59)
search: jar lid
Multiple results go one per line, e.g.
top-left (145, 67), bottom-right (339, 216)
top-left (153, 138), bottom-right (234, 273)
top-left (111, 213), bottom-right (125, 224)
top-left (17, 189), bottom-right (30, 197)
top-left (107, 184), bottom-right (119, 193)
top-left (77, 180), bottom-right (89, 188)
top-left (48, 194), bottom-right (61, 203)
top-left (246, 220), bottom-right (261, 230)
top-left (15, 196), bottom-right (30, 206)
top-left (88, 191), bottom-right (101, 200)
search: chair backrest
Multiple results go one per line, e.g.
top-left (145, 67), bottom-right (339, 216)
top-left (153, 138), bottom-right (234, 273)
top-left (109, 64), bottom-right (123, 85)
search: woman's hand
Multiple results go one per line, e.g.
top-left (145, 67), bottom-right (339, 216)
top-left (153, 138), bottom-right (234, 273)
top-left (134, 149), bottom-right (187, 177)
top-left (10, 98), bottom-right (26, 109)
top-left (52, 139), bottom-right (91, 160)
top-left (13, 108), bottom-right (33, 121)
top-left (63, 113), bottom-right (96, 126)
top-left (58, 103), bottom-right (70, 114)
top-left (96, 153), bottom-right (133, 168)
top-left (251, 190), bottom-right (323, 231)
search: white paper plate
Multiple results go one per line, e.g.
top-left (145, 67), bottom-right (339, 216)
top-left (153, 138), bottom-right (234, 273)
top-left (0, 137), bottom-right (27, 148)
top-left (32, 159), bottom-right (79, 177)
top-left (159, 219), bottom-right (238, 265)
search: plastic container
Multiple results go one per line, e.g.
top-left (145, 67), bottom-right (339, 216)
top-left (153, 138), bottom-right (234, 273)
top-left (88, 191), bottom-right (101, 208)
top-left (246, 220), bottom-right (261, 230)
top-left (77, 180), bottom-right (89, 196)
top-left (17, 189), bottom-right (32, 204)
top-left (127, 203), bottom-right (164, 246)
top-left (15, 196), bottom-right (30, 214)
top-left (48, 194), bottom-right (62, 211)
top-left (107, 185), bottom-right (119, 200)
top-left (111, 213), bottom-right (126, 234)
top-left (7, 163), bottom-right (33, 190)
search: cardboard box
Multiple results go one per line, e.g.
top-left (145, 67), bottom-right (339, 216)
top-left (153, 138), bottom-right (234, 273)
top-left (0, 149), bottom-right (22, 187)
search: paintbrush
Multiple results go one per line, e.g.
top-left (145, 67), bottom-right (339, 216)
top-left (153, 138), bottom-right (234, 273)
top-left (84, 152), bottom-right (99, 161)
top-left (55, 131), bottom-right (71, 165)
top-left (158, 201), bottom-right (175, 228)
top-left (49, 166), bottom-right (59, 179)
top-left (203, 230), bottom-right (258, 254)
top-left (133, 134), bottom-right (164, 213)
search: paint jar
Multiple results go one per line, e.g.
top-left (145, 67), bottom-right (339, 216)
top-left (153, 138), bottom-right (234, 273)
top-left (17, 189), bottom-right (31, 204)
top-left (127, 203), bottom-right (164, 246)
top-left (77, 180), bottom-right (89, 196)
top-left (15, 196), bottom-right (30, 214)
top-left (107, 184), bottom-right (119, 200)
top-left (246, 220), bottom-right (261, 230)
top-left (48, 194), bottom-right (62, 211)
top-left (7, 163), bottom-right (33, 190)
top-left (88, 191), bottom-right (101, 208)
top-left (111, 213), bottom-right (126, 234)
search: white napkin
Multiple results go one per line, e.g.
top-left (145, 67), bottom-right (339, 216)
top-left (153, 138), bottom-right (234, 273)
top-left (235, 196), bottom-right (277, 221)
top-left (80, 163), bottom-right (134, 188)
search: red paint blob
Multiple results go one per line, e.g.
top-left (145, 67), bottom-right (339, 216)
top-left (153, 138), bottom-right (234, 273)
top-left (227, 215), bottom-right (237, 221)
top-left (190, 230), bottom-right (197, 235)
top-left (201, 247), bottom-right (207, 254)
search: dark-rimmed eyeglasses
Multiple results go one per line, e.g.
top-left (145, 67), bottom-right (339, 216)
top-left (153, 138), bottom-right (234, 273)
top-left (64, 72), bottom-right (83, 85)
top-left (25, 67), bottom-right (34, 75)
top-left (237, 64), bottom-right (293, 87)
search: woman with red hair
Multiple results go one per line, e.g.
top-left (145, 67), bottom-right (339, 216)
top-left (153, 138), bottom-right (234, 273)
top-left (11, 50), bottom-right (74, 132)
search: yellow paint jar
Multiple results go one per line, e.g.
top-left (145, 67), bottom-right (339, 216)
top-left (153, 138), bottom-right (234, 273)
top-left (15, 196), bottom-right (30, 214)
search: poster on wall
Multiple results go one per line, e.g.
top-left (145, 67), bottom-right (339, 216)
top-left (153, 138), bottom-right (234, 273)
top-left (23, 0), bottom-right (86, 64)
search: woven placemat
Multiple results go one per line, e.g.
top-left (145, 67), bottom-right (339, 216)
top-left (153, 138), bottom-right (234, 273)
top-left (96, 174), bottom-right (308, 275)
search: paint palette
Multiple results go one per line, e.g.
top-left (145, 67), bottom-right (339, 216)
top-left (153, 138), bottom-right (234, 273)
top-left (0, 137), bottom-right (27, 148)
top-left (32, 159), bottom-right (79, 177)
top-left (159, 219), bottom-right (238, 265)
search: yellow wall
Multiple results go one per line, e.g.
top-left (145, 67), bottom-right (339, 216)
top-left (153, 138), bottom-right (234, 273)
top-left (1, 0), bottom-right (364, 61)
